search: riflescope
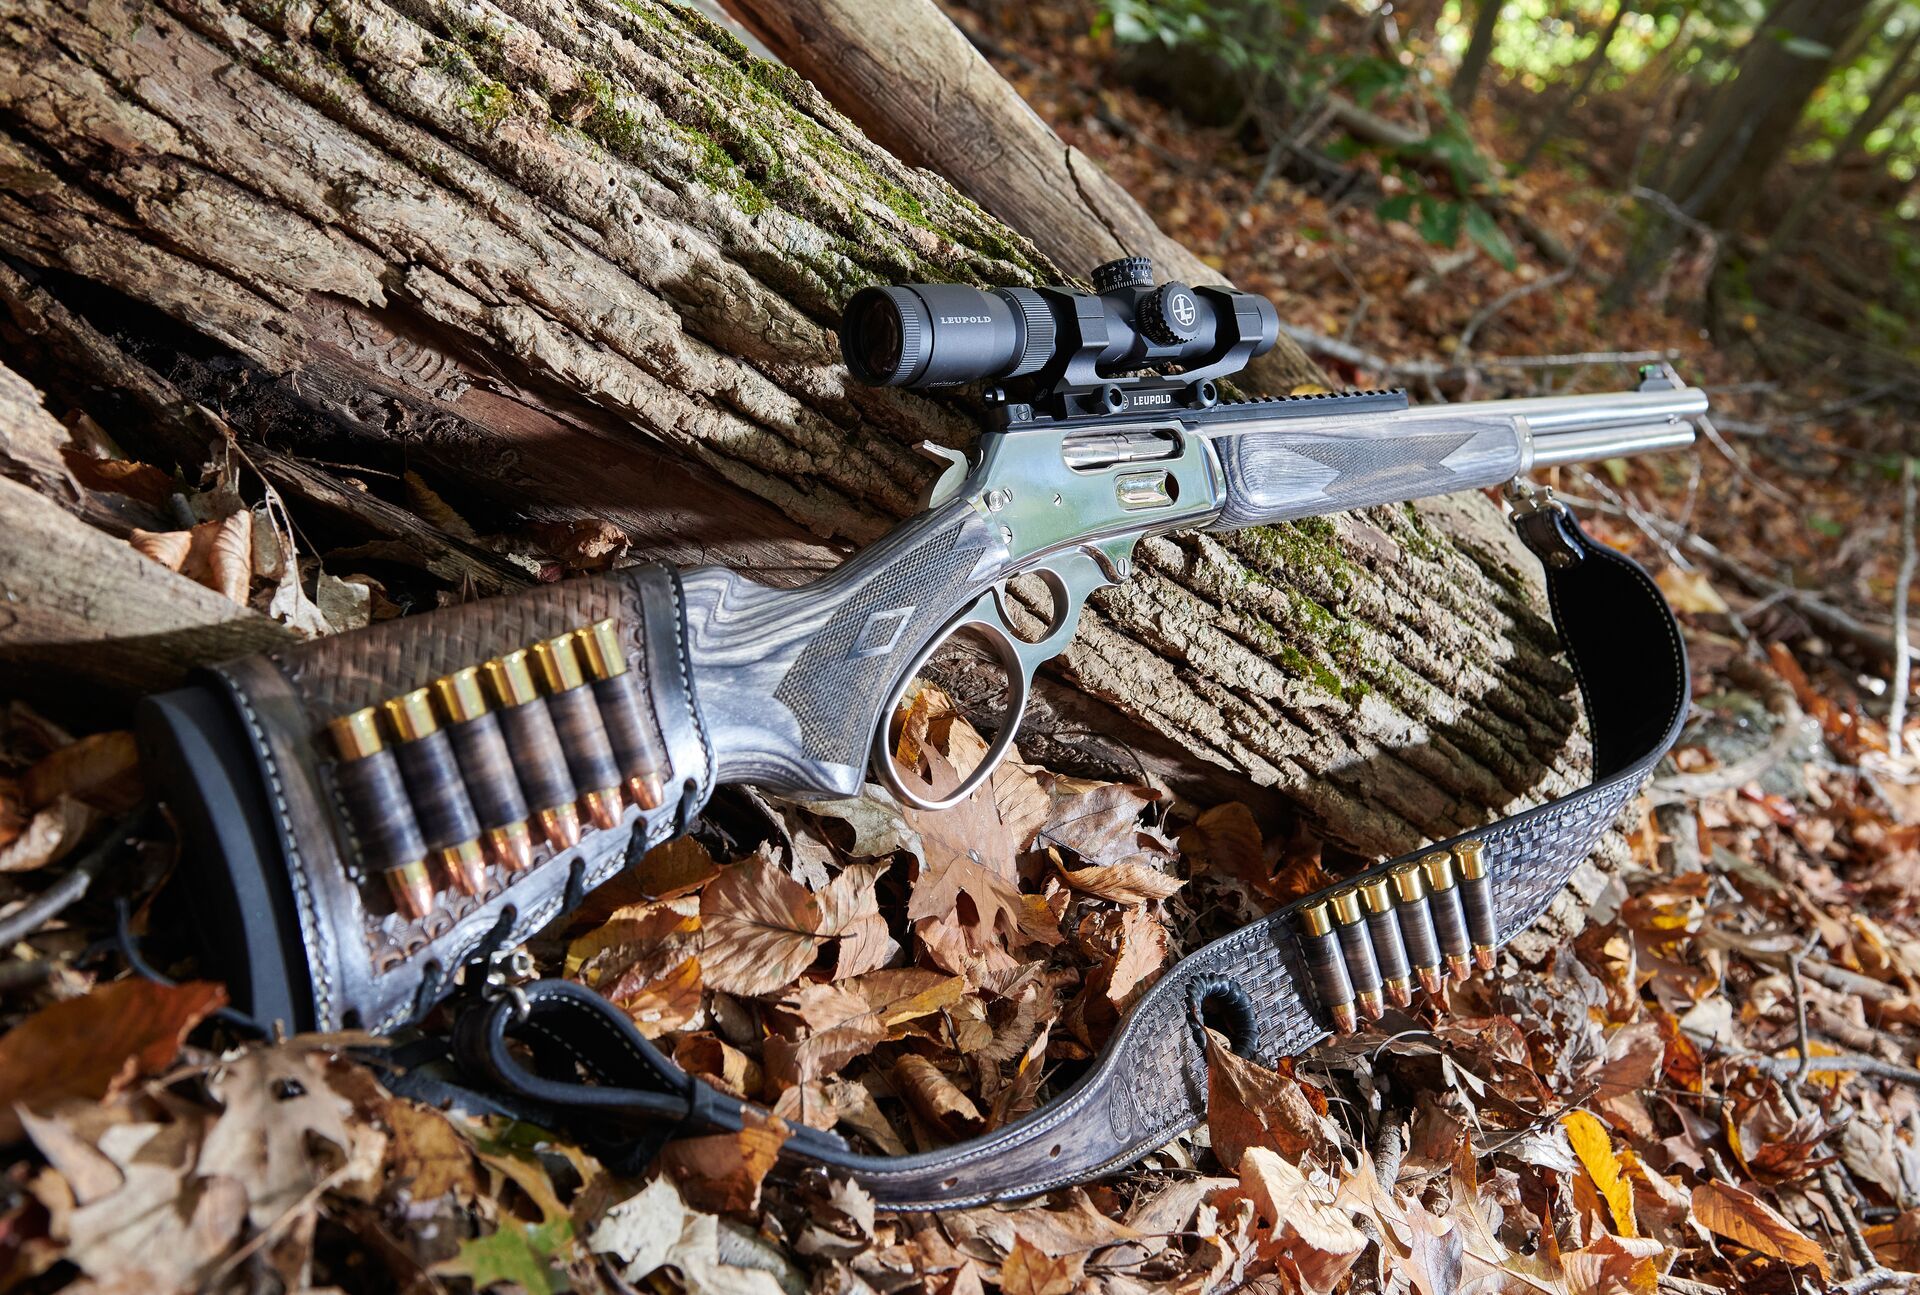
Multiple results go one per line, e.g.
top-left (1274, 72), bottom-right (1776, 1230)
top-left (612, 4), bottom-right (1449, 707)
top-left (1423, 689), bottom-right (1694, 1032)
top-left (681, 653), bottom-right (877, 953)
top-left (840, 256), bottom-right (1280, 399)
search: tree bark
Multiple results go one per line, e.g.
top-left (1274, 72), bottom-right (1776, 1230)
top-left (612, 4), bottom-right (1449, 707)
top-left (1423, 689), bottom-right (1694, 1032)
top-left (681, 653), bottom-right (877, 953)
top-left (0, 0), bottom-right (1597, 871)
top-left (1450, 0), bottom-right (1504, 110)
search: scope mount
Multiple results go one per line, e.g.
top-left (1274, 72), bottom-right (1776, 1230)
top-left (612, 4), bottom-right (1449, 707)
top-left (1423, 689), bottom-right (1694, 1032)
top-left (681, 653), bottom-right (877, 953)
top-left (983, 258), bottom-right (1274, 430)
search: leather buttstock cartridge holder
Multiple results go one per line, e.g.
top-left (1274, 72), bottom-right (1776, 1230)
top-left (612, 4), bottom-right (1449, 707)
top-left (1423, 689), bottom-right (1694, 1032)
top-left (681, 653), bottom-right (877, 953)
top-left (135, 564), bottom-right (713, 1034)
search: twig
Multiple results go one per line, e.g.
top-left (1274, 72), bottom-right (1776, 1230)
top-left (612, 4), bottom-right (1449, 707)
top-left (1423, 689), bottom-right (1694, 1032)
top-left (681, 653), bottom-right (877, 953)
top-left (1571, 471), bottom-right (1694, 572)
top-left (1889, 455), bottom-right (1917, 759)
top-left (1735, 1052), bottom-right (1920, 1088)
top-left (1696, 415), bottom-right (1797, 508)
top-left (1785, 951), bottom-right (1881, 1274)
top-left (1275, 325), bottom-right (1674, 383)
top-left (1371, 1120), bottom-right (1407, 1190)
top-left (0, 807), bottom-right (152, 948)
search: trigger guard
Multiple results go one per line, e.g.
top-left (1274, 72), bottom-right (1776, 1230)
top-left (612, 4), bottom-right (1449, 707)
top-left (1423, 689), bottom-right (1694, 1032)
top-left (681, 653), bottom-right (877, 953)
top-left (872, 591), bottom-right (1031, 813)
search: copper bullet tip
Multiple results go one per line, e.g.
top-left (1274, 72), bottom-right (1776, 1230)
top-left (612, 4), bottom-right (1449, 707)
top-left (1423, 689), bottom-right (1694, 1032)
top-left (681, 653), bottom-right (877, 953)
top-left (1474, 945), bottom-right (1497, 973)
top-left (539, 804), bottom-right (582, 851)
top-left (627, 773), bottom-right (666, 812)
top-left (487, 822), bottom-right (534, 872)
top-left (1331, 1003), bottom-right (1358, 1033)
top-left (441, 840), bottom-right (489, 897)
top-left (1418, 966), bottom-right (1447, 997)
top-left (1357, 989), bottom-right (1385, 1021)
top-left (1386, 978), bottom-right (1413, 1008)
top-left (583, 788), bottom-right (623, 831)
top-left (1448, 953), bottom-right (1473, 981)
top-left (387, 860), bottom-right (434, 921)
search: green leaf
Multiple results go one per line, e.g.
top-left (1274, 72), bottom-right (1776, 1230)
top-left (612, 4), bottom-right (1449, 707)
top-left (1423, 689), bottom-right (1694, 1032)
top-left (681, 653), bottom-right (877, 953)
top-left (1375, 194), bottom-right (1417, 223)
top-left (1416, 196), bottom-right (1463, 248)
top-left (1602, 457), bottom-right (1629, 487)
top-left (1808, 515), bottom-right (1844, 538)
top-left (1463, 203), bottom-right (1518, 270)
top-left (437, 1217), bottom-right (575, 1295)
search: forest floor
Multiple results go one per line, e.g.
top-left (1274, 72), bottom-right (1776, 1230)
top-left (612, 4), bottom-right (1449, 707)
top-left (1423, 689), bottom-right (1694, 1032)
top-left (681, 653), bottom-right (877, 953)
top-left (4, 5), bottom-right (1920, 1294)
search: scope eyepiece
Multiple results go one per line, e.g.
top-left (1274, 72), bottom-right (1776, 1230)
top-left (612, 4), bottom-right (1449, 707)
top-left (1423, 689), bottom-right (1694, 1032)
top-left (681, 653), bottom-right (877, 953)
top-left (838, 257), bottom-right (1279, 400)
top-left (840, 284), bottom-right (1054, 389)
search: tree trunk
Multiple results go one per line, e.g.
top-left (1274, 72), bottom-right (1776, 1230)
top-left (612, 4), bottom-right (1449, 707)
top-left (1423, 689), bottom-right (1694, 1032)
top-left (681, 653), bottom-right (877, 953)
top-left (1608, 0), bottom-right (1871, 309)
top-left (1450, 0), bottom-right (1505, 110)
top-left (1762, 24), bottom-right (1920, 264)
top-left (1661, 0), bottom-right (1873, 229)
top-left (0, 0), bottom-right (1598, 874)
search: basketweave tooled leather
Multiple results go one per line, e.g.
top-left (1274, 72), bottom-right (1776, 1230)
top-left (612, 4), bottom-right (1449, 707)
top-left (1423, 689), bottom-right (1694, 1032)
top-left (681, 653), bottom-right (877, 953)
top-left (205, 563), bottom-right (714, 1032)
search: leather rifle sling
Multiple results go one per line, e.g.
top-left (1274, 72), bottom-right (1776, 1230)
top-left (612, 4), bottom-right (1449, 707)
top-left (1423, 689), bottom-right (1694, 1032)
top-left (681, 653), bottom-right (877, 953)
top-left (447, 498), bottom-right (1690, 1210)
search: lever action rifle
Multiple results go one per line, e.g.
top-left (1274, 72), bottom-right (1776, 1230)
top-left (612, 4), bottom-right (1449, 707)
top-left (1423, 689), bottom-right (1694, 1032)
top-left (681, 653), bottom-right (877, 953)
top-left (139, 255), bottom-right (1706, 1208)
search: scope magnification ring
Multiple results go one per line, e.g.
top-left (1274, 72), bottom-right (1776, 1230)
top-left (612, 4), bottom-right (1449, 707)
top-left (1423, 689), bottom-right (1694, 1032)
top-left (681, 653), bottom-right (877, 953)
top-left (995, 288), bottom-right (1055, 380)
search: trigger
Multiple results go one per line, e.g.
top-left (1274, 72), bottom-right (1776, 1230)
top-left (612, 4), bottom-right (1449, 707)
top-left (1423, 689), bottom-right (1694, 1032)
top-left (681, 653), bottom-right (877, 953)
top-left (915, 441), bottom-right (972, 509)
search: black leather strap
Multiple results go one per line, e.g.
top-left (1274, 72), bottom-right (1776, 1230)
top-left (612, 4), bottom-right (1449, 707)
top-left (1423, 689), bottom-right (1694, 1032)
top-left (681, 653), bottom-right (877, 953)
top-left (446, 502), bottom-right (1688, 1209)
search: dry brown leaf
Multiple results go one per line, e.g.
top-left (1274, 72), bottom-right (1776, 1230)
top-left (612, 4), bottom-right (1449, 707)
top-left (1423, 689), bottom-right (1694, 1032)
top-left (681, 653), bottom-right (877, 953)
top-left (999, 1234), bottom-right (1083, 1295)
top-left (893, 1054), bottom-right (982, 1136)
top-left (0, 795), bottom-right (94, 873)
top-left (1560, 1233), bottom-right (1664, 1295)
top-left (1690, 1181), bottom-right (1830, 1279)
top-left (1180, 802), bottom-right (1268, 888)
top-left (404, 469), bottom-right (478, 541)
top-left (1032, 778), bottom-right (1161, 866)
top-left (1655, 566), bottom-right (1729, 615)
top-left (1205, 1030), bottom-right (1328, 1170)
top-left (1105, 903), bottom-right (1168, 1008)
top-left (198, 1045), bottom-right (361, 1226)
top-left (22, 731), bottom-right (142, 814)
top-left (129, 527), bottom-right (192, 571)
top-left (673, 1033), bottom-right (761, 1100)
top-left (589, 1175), bottom-right (787, 1295)
top-left (383, 1099), bottom-right (480, 1205)
top-left (202, 508), bottom-right (253, 605)
top-left (64, 453), bottom-right (176, 505)
top-left (764, 969), bottom-right (964, 1088)
top-left (0, 979), bottom-right (227, 1142)
top-left (568, 897), bottom-right (706, 1034)
top-left (134, 512), bottom-right (257, 605)
top-left (46, 1119), bottom-right (248, 1292)
top-left (1056, 859), bottom-right (1185, 904)
top-left (700, 851), bottom-right (826, 996)
top-left (631, 834), bottom-right (722, 900)
top-left (1235, 1147), bottom-right (1366, 1295)
top-left (818, 862), bottom-right (900, 979)
top-left (661, 1107), bottom-right (789, 1214)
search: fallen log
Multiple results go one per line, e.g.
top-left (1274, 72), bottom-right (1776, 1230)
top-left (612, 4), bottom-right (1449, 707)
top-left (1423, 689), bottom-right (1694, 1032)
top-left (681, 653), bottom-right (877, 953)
top-left (0, 0), bottom-right (1594, 869)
